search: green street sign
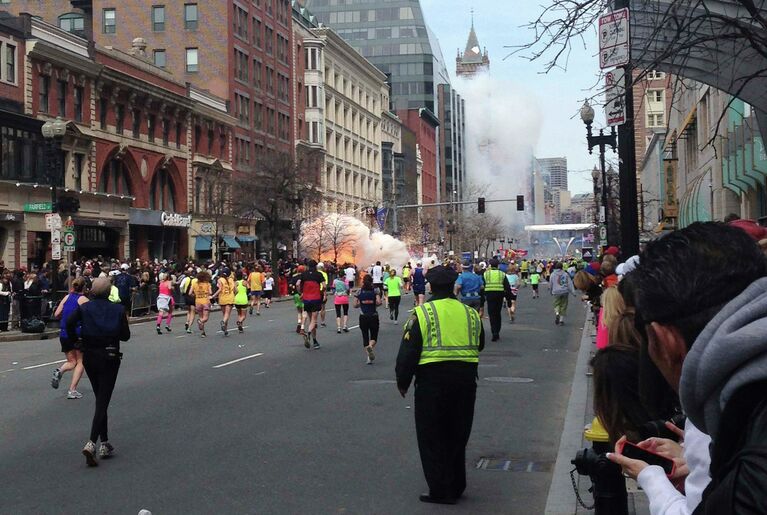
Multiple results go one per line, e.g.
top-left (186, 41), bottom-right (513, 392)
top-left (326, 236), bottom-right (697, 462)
top-left (24, 202), bottom-right (52, 213)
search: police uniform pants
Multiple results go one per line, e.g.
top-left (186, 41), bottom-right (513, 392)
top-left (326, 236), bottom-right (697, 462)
top-left (485, 292), bottom-right (505, 338)
top-left (414, 363), bottom-right (477, 500)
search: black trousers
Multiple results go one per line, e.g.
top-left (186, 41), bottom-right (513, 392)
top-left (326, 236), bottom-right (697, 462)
top-left (485, 292), bottom-right (504, 338)
top-left (83, 350), bottom-right (121, 443)
top-left (388, 296), bottom-right (401, 320)
top-left (414, 364), bottom-right (477, 500)
top-left (359, 313), bottom-right (379, 347)
top-left (0, 300), bottom-right (9, 331)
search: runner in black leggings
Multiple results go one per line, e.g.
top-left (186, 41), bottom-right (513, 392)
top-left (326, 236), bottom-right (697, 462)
top-left (65, 277), bottom-right (130, 467)
top-left (354, 275), bottom-right (382, 365)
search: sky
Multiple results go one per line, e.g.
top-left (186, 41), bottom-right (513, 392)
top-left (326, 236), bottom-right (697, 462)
top-left (420, 0), bottom-right (605, 194)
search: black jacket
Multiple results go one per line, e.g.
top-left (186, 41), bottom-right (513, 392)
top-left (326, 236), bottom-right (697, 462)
top-left (694, 380), bottom-right (767, 514)
top-left (66, 298), bottom-right (130, 350)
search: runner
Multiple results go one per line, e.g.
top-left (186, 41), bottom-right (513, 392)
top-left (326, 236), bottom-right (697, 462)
top-left (370, 261), bottom-right (384, 292)
top-left (317, 262), bottom-right (329, 328)
top-left (298, 260), bottom-right (326, 349)
top-left (344, 263), bottom-right (356, 289)
top-left (214, 268), bottom-right (235, 337)
top-left (333, 274), bottom-right (350, 334)
top-left (520, 259), bottom-right (530, 286)
top-left (179, 267), bottom-right (196, 334)
top-left (191, 270), bottom-right (212, 338)
top-left (402, 263), bottom-right (412, 292)
top-left (290, 265), bottom-right (306, 334)
top-left (411, 262), bottom-right (426, 307)
top-left (248, 264), bottom-right (264, 316)
top-left (262, 272), bottom-right (274, 308)
top-left (454, 261), bottom-right (483, 312)
top-left (354, 275), bottom-right (381, 364)
top-left (155, 272), bottom-right (174, 335)
top-left (234, 270), bottom-right (249, 333)
top-left (530, 268), bottom-right (541, 299)
top-left (505, 265), bottom-right (520, 322)
top-left (384, 268), bottom-right (404, 322)
top-left (51, 277), bottom-right (88, 399)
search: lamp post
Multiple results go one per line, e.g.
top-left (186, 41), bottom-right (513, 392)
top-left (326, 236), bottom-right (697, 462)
top-left (591, 166), bottom-right (600, 225)
top-left (580, 100), bottom-right (616, 249)
top-left (41, 116), bottom-right (67, 297)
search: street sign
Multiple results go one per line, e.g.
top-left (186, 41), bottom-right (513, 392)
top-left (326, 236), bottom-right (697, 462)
top-left (63, 229), bottom-right (76, 252)
top-left (51, 228), bottom-right (61, 260)
top-left (599, 8), bottom-right (630, 69)
top-left (605, 68), bottom-right (626, 126)
top-left (45, 213), bottom-right (62, 230)
top-left (24, 202), bottom-right (52, 213)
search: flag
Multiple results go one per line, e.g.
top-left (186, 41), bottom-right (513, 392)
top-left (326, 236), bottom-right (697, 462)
top-left (376, 207), bottom-right (388, 231)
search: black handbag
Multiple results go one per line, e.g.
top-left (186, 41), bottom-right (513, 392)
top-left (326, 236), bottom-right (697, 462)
top-left (21, 317), bottom-right (46, 333)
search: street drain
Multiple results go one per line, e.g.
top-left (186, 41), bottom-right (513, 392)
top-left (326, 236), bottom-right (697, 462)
top-left (484, 376), bottom-right (534, 383)
top-left (349, 379), bottom-right (397, 385)
top-left (475, 458), bottom-right (552, 472)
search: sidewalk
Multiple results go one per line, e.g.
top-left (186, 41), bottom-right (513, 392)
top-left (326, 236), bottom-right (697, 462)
top-left (0, 295), bottom-right (298, 344)
top-left (545, 308), bottom-right (650, 515)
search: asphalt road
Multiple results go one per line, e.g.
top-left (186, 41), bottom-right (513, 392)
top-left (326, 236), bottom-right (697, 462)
top-left (1, 287), bottom-right (585, 515)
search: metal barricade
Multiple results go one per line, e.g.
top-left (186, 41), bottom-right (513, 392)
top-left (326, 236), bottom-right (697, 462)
top-left (129, 284), bottom-right (159, 317)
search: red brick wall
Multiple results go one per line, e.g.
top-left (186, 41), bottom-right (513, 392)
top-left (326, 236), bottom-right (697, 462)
top-left (399, 109), bottom-right (438, 205)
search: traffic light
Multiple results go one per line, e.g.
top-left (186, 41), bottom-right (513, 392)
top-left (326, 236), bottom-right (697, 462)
top-left (516, 195), bottom-right (524, 211)
top-left (57, 196), bottom-right (80, 213)
top-left (478, 197), bottom-right (485, 214)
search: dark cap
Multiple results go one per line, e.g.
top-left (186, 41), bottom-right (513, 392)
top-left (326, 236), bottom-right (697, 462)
top-left (489, 258), bottom-right (500, 268)
top-left (425, 265), bottom-right (458, 287)
top-left (462, 260), bottom-right (472, 269)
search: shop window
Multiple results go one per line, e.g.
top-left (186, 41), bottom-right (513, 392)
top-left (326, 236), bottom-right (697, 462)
top-left (150, 169), bottom-right (175, 211)
top-left (1, 127), bottom-right (43, 181)
top-left (99, 159), bottom-right (131, 195)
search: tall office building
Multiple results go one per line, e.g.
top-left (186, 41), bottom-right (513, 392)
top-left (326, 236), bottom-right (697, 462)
top-left (536, 157), bottom-right (569, 223)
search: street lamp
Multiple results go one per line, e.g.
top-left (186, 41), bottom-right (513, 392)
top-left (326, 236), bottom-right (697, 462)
top-left (580, 100), bottom-right (616, 248)
top-left (591, 166), bottom-right (600, 224)
top-left (41, 116), bottom-right (67, 297)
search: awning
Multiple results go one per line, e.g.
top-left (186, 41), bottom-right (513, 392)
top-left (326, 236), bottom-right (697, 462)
top-left (194, 235), bottom-right (212, 252)
top-left (236, 235), bottom-right (257, 242)
top-left (221, 235), bottom-right (241, 249)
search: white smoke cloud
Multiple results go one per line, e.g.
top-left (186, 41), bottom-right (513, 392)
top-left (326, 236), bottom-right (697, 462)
top-left (456, 72), bottom-right (542, 225)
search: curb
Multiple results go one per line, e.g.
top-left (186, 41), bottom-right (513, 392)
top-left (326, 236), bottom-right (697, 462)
top-left (544, 308), bottom-right (594, 515)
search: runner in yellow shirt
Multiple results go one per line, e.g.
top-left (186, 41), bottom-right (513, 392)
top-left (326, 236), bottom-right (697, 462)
top-left (248, 265), bottom-right (264, 316)
top-left (214, 268), bottom-right (235, 337)
top-left (191, 271), bottom-right (213, 338)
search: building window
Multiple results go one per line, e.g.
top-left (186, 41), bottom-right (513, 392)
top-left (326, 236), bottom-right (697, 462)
top-left (253, 59), bottom-right (262, 89)
top-left (4, 43), bottom-right (16, 84)
top-left (306, 85), bottom-right (318, 108)
top-left (39, 75), bottom-right (50, 113)
top-left (207, 127), bottom-right (214, 154)
top-left (74, 153), bottom-right (85, 190)
top-left (265, 26), bottom-right (273, 55)
top-left (74, 86), bottom-right (84, 122)
top-left (647, 112), bottom-right (665, 128)
top-left (103, 8), bottom-right (116, 34)
top-left (254, 101), bottom-right (263, 130)
top-left (648, 89), bottom-right (665, 103)
top-left (0, 127), bottom-right (43, 181)
top-left (647, 70), bottom-right (666, 80)
top-left (176, 122), bottom-right (182, 149)
top-left (186, 48), bottom-right (198, 72)
top-left (99, 159), bottom-right (131, 195)
top-left (219, 130), bottom-right (226, 157)
top-left (184, 3), bottom-right (198, 30)
top-left (152, 5), bottom-right (165, 31)
top-left (309, 121), bottom-right (320, 144)
top-left (99, 97), bottom-right (107, 129)
top-left (148, 114), bottom-right (156, 142)
top-left (162, 119), bottom-right (170, 146)
top-left (153, 49), bottom-right (166, 68)
top-left (306, 47), bottom-right (319, 70)
top-left (59, 13), bottom-right (85, 33)
top-left (116, 104), bottom-right (125, 135)
top-left (194, 176), bottom-right (202, 212)
top-left (150, 169), bottom-right (176, 211)
top-left (253, 18), bottom-right (262, 48)
top-left (132, 109), bottom-right (141, 138)
top-left (58, 80), bottom-right (67, 117)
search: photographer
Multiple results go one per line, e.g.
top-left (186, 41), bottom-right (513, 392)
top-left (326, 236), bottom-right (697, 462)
top-left (608, 223), bottom-right (767, 513)
top-left (66, 277), bottom-right (130, 467)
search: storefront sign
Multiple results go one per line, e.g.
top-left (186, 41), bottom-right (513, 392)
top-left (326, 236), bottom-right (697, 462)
top-left (161, 212), bottom-right (192, 227)
top-left (237, 225), bottom-right (250, 234)
top-left (0, 212), bottom-right (21, 222)
top-left (200, 223), bottom-right (215, 234)
top-left (24, 202), bottom-right (52, 213)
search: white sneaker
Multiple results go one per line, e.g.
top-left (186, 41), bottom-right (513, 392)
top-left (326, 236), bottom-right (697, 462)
top-left (82, 440), bottom-right (98, 467)
top-left (67, 390), bottom-right (83, 399)
top-left (99, 442), bottom-right (115, 458)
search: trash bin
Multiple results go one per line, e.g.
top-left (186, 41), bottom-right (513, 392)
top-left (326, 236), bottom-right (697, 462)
top-left (20, 295), bottom-right (46, 333)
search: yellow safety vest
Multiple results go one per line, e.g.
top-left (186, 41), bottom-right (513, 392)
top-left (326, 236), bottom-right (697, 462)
top-left (415, 299), bottom-right (481, 365)
top-left (484, 269), bottom-right (505, 292)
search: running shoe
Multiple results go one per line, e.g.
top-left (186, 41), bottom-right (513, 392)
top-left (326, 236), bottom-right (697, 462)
top-left (296, 324), bottom-right (302, 334)
top-left (67, 390), bottom-right (83, 399)
top-left (554, 314), bottom-right (560, 325)
top-left (337, 328), bottom-right (341, 334)
top-left (320, 323), bottom-right (326, 328)
top-left (257, 312), bottom-right (261, 316)
top-left (185, 323), bottom-right (189, 332)
top-left (186, 327), bottom-right (192, 334)
top-left (156, 325), bottom-right (162, 335)
top-left (343, 327), bottom-right (349, 333)
top-left (200, 331), bottom-right (207, 338)
top-left (366, 357), bottom-right (372, 365)
top-left (303, 332), bottom-right (310, 348)
top-left (249, 307), bottom-right (253, 315)
top-left (390, 313), bottom-right (394, 320)
top-left (99, 442), bottom-right (115, 458)
top-left (237, 321), bottom-right (244, 333)
top-left (313, 340), bottom-right (321, 349)
top-left (82, 441), bottom-right (98, 467)
top-left (51, 368), bottom-right (62, 389)
top-left (366, 346), bottom-right (376, 362)
top-left (165, 326), bottom-right (172, 332)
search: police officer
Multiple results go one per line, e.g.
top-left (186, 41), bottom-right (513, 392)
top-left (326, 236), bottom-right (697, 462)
top-left (395, 265), bottom-right (485, 505)
top-left (483, 258), bottom-right (510, 341)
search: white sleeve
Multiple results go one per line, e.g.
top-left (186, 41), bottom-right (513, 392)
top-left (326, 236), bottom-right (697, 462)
top-left (637, 466), bottom-right (688, 514)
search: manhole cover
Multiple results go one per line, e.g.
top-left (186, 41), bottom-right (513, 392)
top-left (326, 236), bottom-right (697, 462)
top-left (476, 458), bottom-right (552, 472)
top-left (484, 377), bottom-right (534, 383)
top-left (349, 379), bottom-right (397, 385)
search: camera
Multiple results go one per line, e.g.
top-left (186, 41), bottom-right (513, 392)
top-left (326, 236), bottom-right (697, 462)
top-left (571, 447), bottom-right (614, 477)
top-left (639, 414), bottom-right (686, 441)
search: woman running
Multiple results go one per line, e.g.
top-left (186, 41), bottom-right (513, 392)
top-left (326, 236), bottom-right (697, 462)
top-left (248, 265), bottom-right (264, 315)
top-left (51, 277), bottom-right (88, 399)
top-left (333, 274), bottom-right (350, 334)
top-left (383, 268), bottom-right (403, 322)
top-left (191, 270), bottom-right (212, 338)
top-left (354, 275), bottom-right (381, 365)
top-left (214, 268), bottom-right (235, 337)
top-left (505, 265), bottom-right (520, 322)
top-left (290, 265), bottom-right (306, 334)
top-left (179, 267), bottom-right (196, 334)
top-left (234, 270), bottom-right (249, 333)
top-left (155, 272), bottom-right (174, 335)
top-left (263, 272), bottom-right (274, 308)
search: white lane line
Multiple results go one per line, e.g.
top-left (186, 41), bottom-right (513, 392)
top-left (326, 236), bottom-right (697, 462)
top-left (1, 368), bottom-right (16, 373)
top-left (213, 353), bottom-right (264, 369)
top-left (254, 371), bottom-right (266, 376)
top-left (347, 325), bottom-right (360, 330)
top-left (22, 359), bottom-right (66, 370)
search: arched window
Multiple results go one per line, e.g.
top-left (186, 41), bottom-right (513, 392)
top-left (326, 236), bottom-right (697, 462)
top-left (59, 13), bottom-right (85, 33)
top-left (98, 159), bottom-right (131, 195)
top-left (150, 169), bottom-right (175, 211)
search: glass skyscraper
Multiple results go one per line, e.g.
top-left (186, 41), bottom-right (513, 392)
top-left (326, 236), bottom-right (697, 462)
top-left (303, 0), bottom-right (450, 112)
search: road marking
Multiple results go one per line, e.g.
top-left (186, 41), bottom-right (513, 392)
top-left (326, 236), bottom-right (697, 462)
top-left (213, 353), bottom-right (264, 369)
top-left (22, 359), bottom-right (66, 370)
top-left (175, 335), bottom-right (187, 339)
top-left (347, 324), bottom-right (359, 330)
top-left (1, 368), bottom-right (16, 373)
